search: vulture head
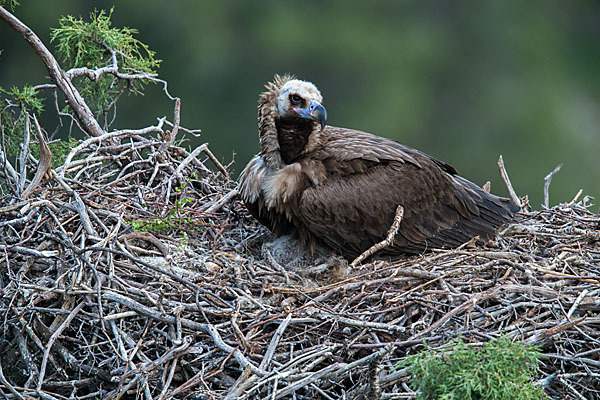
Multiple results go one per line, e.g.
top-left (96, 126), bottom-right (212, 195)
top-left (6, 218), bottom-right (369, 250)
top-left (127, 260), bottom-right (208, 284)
top-left (257, 75), bottom-right (328, 167)
top-left (276, 79), bottom-right (327, 130)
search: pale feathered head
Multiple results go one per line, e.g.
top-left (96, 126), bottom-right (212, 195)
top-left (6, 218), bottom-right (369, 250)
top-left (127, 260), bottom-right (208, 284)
top-left (256, 75), bottom-right (328, 168)
top-left (260, 75), bottom-right (327, 130)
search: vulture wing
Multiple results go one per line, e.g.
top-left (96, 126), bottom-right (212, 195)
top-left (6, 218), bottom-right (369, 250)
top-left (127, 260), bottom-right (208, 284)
top-left (299, 127), bottom-right (517, 258)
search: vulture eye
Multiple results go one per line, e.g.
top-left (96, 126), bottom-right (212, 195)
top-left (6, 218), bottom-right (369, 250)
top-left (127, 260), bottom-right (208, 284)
top-left (289, 94), bottom-right (303, 105)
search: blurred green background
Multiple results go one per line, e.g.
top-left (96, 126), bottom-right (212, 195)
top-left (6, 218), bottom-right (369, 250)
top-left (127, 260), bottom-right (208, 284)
top-left (1, 1), bottom-right (599, 209)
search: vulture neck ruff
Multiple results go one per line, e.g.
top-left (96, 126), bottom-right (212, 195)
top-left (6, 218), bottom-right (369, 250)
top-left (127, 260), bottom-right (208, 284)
top-left (257, 99), bottom-right (284, 169)
top-left (257, 75), bottom-right (323, 168)
top-left (275, 116), bottom-right (314, 164)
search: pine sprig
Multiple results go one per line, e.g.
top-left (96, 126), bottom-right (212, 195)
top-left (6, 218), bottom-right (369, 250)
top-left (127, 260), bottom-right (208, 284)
top-left (0, 85), bottom-right (44, 158)
top-left (1, 85), bottom-right (44, 114)
top-left (50, 7), bottom-right (161, 118)
top-left (0, 0), bottom-right (20, 12)
top-left (399, 336), bottom-right (547, 400)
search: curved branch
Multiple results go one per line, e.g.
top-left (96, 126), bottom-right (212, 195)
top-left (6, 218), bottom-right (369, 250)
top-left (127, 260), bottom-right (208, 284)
top-left (0, 6), bottom-right (104, 137)
top-left (21, 115), bottom-right (52, 199)
top-left (65, 49), bottom-right (158, 82)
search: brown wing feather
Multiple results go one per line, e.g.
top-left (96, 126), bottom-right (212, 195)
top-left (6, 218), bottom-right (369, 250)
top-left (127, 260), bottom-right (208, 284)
top-left (245, 196), bottom-right (294, 237)
top-left (318, 127), bottom-right (459, 174)
top-left (298, 128), bottom-right (516, 258)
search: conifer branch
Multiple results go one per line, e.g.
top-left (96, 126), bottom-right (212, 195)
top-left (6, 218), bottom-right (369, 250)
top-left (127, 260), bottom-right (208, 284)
top-left (0, 6), bottom-right (104, 137)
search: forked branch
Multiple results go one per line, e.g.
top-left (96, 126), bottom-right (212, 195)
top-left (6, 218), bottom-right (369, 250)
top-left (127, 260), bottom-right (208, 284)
top-left (0, 6), bottom-right (104, 137)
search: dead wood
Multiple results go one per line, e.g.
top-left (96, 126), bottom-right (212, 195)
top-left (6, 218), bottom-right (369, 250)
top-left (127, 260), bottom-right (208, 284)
top-left (0, 6), bottom-right (104, 137)
top-left (20, 115), bottom-right (52, 200)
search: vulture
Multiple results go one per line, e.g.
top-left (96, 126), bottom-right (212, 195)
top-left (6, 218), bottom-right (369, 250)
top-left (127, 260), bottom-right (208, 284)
top-left (239, 75), bottom-right (518, 260)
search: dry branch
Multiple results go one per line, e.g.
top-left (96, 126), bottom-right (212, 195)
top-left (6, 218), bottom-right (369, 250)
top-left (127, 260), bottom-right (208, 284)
top-left (543, 163), bottom-right (562, 208)
top-left (0, 6), bottom-right (104, 137)
top-left (351, 205), bottom-right (404, 267)
top-left (498, 155), bottom-right (522, 208)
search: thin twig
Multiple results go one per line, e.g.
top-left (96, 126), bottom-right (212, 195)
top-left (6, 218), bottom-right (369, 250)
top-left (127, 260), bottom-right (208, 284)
top-left (497, 155), bottom-right (521, 208)
top-left (37, 302), bottom-right (85, 391)
top-left (351, 205), bottom-right (404, 267)
top-left (543, 164), bottom-right (562, 208)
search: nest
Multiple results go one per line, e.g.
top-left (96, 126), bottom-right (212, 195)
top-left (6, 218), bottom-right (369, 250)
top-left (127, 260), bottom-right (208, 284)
top-left (1, 125), bottom-right (599, 400)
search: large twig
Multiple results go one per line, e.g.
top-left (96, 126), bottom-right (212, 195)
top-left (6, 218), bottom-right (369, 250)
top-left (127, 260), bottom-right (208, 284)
top-left (21, 115), bottom-right (52, 199)
top-left (543, 163), bottom-right (562, 208)
top-left (36, 302), bottom-right (85, 391)
top-left (205, 189), bottom-right (239, 213)
top-left (351, 205), bottom-right (404, 267)
top-left (0, 6), bottom-right (104, 137)
top-left (260, 313), bottom-right (293, 371)
top-left (497, 155), bottom-right (521, 208)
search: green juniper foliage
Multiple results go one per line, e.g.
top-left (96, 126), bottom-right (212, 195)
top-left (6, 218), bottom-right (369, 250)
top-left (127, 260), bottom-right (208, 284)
top-left (0, 0), bottom-right (20, 12)
top-left (1, 85), bottom-right (44, 115)
top-left (0, 86), bottom-right (78, 168)
top-left (1, 6), bottom-right (162, 176)
top-left (399, 336), bottom-right (546, 400)
top-left (131, 184), bottom-right (204, 237)
top-left (0, 85), bottom-right (44, 158)
top-left (50, 7), bottom-right (160, 120)
top-left (131, 197), bottom-right (195, 233)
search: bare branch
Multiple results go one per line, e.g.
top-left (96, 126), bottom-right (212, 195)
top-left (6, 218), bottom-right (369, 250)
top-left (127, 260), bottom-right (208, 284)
top-left (543, 163), bottom-right (562, 208)
top-left (260, 313), bottom-right (292, 371)
top-left (59, 125), bottom-right (163, 177)
top-left (17, 111), bottom-right (30, 196)
top-left (497, 155), bottom-right (522, 209)
top-left (0, 6), bottom-right (104, 137)
top-left (21, 115), bottom-right (52, 199)
top-left (157, 97), bottom-right (180, 156)
top-left (37, 302), bottom-right (85, 391)
top-left (351, 205), bottom-right (404, 267)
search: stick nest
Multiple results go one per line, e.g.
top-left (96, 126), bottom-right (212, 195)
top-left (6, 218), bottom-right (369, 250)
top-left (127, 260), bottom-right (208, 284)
top-left (1, 128), bottom-right (599, 400)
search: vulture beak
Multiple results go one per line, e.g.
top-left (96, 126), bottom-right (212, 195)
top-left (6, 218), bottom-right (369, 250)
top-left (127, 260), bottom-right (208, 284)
top-left (294, 100), bottom-right (327, 131)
